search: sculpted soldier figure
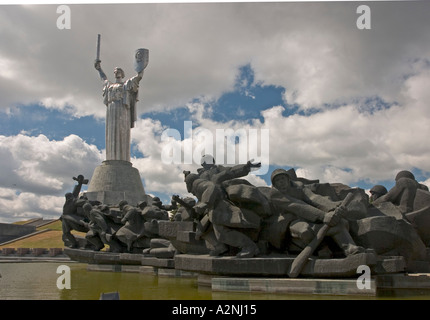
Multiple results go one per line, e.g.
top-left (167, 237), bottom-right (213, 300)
top-left (270, 168), bottom-right (365, 257)
top-left (198, 154), bottom-right (272, 216)
top-left (373, 170), bottom-right (426, 214)
top-left (83, 203), bottom-right (125, 252)
top-left (61, 192), bottom-right (89, 248)
top-left (115, 201), bottom-right (150, 251)
top-left (172, 195), bottom-right (197, 221)
top-left (185, 170), bottom-right (261, 258)
top-left (60, 175), bottom-right (92, 248)
top-left (371, 170), bottom-right (430, 246)
top-left (197, 154), bottom-right (261, 184)
top-left (115, 199), bottom-right (170, 252)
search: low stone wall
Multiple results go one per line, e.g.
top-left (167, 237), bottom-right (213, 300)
top-left (0, 247), bottom-right (64, 257)
top-left (0, 223), bottom-right (36, 244)
top-left (49, 248), bottom-right (64, 256)
top-left (1, 247), bottom-right (16, 255)
top-left (16, 248), bottom-right (30, 256)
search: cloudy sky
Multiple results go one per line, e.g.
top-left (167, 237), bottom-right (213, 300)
top-left (1, 1), bottom-right (430, 223)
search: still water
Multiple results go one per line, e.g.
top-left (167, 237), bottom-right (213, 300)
top-left (1, 262), bottom-right (430, 300)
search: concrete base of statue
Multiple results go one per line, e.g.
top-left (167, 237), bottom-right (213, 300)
top-left (86, 160), bottom-right (147, 205)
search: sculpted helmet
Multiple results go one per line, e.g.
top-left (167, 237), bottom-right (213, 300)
top-left (369, 185), bottom-right (387, 196)
top-left (138, 201), bottom-right (147, 209)
top-left (65, 192), bottom-right (74, 200)
top-left (151, 196), bottom-right (163, 208)
top-left (118, 200), bottom-right (128, 210)
top-left (270, 168), bottom-right (290, 185)
top-left (83, 202), bottom-right (93, 212)
top-left (395, 170), bottom-right (415, 181)
top-left (201, 154), bottom-right (215, 166)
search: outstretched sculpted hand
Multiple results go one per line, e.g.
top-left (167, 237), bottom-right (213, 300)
top-left (247, 160), bottom-right (261, 168)
top-left (94, 59), bottom-right (101, 70)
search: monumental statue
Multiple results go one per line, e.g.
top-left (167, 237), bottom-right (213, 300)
top-left (85, 35), bottom-right (149, 206)
top-left (94, 47), bottom-right (148, 162)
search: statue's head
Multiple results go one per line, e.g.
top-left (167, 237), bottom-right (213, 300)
top-left (118, 200), bottom-right (128, 210)
top-left (395, 170), bottom-right (415, 181)
top-left (369, 184), bottom-right (388, 201)
top-left (114, 67), bottom-right (125, 79)
top-left (152, 197), bottom-right (162, 208)
top-left (270, 168), bottom-right (291, 192)
top-left (138, 201), bottom-right (147, 210)
top-left (200, 154), bottom-right (215, 170)
top-left (83, 202), bottom-right (93, 213)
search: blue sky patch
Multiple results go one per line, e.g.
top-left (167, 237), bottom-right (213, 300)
top-left (142, 64), bottom-right (287, 130)
top-left (0, 104), bottom-right (105, 149)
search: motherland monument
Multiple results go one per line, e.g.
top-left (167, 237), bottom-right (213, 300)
top-left (63, 36), bottom-right (430, 285)
top-left (86, 34), bottom-right (149, 205)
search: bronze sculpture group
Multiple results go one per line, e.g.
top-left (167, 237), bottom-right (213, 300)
top-left (61, 154), bottom-right (430, 277)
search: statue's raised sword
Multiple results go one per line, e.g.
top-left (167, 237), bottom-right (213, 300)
top-left (96, 34), bottom-right (101, 61)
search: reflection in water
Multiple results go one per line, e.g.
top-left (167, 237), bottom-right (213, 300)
top-left (0, 262), bottom-right (211, 300)
top-left (1, 262), bottom-right (430, 300)
top-left (59, 264), bottom-right (213, 300)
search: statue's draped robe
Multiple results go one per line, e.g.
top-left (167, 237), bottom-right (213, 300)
top-left (102, 76), bottom-right (139, 162)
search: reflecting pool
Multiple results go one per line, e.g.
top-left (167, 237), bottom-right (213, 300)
top-left (1, 262), bottom-right (430, 300)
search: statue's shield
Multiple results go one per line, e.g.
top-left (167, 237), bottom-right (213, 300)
top-left (134, 48), bottom-right (149, 73)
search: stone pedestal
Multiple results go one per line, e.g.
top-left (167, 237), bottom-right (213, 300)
top-left (86, 160), bottom-right (147, 206)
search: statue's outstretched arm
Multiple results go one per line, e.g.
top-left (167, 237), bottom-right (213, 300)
top-left (136, 70), bottom-right (144, 82)
top-left (94, 59), bottom-right (107, 81)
